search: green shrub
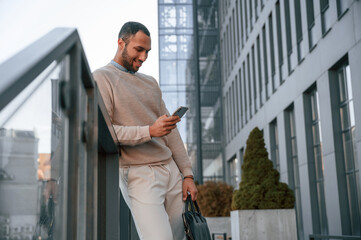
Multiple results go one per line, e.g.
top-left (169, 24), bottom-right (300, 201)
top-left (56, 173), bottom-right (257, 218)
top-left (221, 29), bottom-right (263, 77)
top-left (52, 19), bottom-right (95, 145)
top-left (232, 127), bottom-right (295, 210)
top-left (197, 181), bottom-right (234, 217)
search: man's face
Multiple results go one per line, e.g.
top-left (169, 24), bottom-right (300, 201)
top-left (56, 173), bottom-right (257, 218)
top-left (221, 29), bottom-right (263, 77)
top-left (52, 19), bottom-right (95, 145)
top-left (119, 31), bottom-right (151, 72)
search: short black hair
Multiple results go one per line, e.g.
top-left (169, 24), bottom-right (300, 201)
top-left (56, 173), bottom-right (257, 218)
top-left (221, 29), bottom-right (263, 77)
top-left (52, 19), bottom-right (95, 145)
top-left (118, 21), bottom-right (150, 43)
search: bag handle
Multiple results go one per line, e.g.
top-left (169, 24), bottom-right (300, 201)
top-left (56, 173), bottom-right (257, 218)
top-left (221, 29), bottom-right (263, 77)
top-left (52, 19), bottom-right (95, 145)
top-left (184, 194), bottom-right (202, 214)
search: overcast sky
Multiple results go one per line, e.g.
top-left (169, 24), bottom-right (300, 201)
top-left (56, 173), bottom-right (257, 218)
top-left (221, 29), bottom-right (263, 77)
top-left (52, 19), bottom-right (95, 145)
top-left (0, 0), bottom-right (159, 153)
top-left (0, 0), bottom-right (159, 78)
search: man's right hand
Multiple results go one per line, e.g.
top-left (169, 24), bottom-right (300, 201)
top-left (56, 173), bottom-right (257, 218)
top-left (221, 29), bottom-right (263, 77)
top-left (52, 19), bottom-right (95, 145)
top-left (149, 115), bottom-right (180, 137)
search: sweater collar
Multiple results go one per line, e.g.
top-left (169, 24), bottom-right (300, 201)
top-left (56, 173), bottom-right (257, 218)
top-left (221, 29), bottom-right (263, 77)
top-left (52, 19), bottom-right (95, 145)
top-left (110, 60), bottom-right (135, 74)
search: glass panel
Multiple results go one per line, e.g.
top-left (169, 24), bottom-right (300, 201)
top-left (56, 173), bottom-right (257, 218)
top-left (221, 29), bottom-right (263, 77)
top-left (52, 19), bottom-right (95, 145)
top-left (346, 65), bottom-right (353, 99)
top-left (312, 124), bottom-right (320, 145)
top-left (178, 35), bottom-right (193, 59)
top-left (160, 60), bottom-right (177, 85)
top-left (351, 127), bottom-right (358, 170)
top-left (314, 146), bottom-right (323, 179)
top-left (160, 35), bottom-right (177, 59)
top-left (292, 138), bottom-right (298, 156)
top-left (338, 70), bottom-right (347, 102)
top-left (342, 131), bottom-right (354, 172)
top-left (229, 157), bottom-right (239, 188)
top-left (159, 6), bottom-right (177, 28)
top-left (340, 105), bottom-right (350, 131)
top-left (311, 93), bottom-right (317, 121)
top-left (0, 59), bottom-right (68, 239)
top-left (178, 5), bottom-right (193, 28)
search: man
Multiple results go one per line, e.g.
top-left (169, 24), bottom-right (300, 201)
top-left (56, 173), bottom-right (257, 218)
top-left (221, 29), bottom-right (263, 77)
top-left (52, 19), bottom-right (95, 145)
top-left (93, 21), bottom-right (198, 240)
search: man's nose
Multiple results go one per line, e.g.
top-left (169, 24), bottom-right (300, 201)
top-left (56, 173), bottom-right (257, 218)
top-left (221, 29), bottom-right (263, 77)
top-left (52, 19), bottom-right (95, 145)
top-left (139, 52), bottom-right (147, 62)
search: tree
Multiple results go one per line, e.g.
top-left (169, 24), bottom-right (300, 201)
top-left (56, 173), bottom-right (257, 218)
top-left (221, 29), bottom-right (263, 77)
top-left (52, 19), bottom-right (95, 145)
top-left (232, 127), bottom-right (295, 210)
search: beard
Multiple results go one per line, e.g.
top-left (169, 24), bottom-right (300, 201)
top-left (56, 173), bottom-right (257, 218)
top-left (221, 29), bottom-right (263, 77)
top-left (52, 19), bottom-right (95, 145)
top-left (121, 45), bottom-right (137, 72)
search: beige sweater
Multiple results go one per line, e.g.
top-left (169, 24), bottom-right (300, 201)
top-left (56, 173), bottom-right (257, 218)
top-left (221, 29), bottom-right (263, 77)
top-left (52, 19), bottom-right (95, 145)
top-left (93, 63), bottom-right (193, 177)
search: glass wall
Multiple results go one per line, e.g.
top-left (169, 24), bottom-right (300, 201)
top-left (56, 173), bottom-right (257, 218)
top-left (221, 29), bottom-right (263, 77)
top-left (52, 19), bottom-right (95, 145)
top-left (158, 0), bottom-right (223, 182)
top-left (0, 59), bottom-right (69, 239)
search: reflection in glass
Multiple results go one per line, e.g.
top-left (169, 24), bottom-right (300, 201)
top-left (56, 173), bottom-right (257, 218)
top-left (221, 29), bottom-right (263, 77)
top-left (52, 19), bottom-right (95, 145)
top-left (307, 87), bottom-right (328, 235)
top-left (0, 58), bottom-right (68, 239)
top-left (336, 63), bottom-right (360, 234)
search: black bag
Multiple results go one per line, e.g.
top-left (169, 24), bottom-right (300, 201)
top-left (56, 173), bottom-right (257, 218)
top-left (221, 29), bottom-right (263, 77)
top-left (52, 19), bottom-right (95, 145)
top-left (182, 195), bottom-right (212, 240)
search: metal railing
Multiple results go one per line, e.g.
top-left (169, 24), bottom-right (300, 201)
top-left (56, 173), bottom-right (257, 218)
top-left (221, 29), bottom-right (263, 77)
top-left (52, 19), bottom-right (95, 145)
top-left (0, 28), bottom-right (136, 240)
top-left (310, 234), bottom-right (361, 240)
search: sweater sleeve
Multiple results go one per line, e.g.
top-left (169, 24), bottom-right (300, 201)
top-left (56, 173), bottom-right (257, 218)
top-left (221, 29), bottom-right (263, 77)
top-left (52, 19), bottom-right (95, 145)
top-left (94, 71), bottom-right (152, 146)
top-left (161, 100), bottom-right (193, 177)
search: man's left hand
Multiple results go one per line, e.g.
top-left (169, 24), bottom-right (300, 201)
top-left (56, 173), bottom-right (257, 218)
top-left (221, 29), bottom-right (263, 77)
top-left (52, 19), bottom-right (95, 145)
top-left (182, 177), bottom-right (198, 201)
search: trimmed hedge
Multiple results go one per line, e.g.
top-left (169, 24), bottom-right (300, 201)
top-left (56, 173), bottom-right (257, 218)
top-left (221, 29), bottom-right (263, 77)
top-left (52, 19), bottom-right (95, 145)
top-left (232, 127), bottom-right (295, 210)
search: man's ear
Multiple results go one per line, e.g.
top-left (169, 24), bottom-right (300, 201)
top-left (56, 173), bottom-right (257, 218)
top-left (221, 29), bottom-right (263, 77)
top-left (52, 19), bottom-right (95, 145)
top-left (118, 38), bottom-right (125, 50)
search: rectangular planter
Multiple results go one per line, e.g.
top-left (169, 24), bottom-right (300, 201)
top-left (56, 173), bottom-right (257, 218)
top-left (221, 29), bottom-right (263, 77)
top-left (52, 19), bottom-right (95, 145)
top-left (231, 209), bottom-right (297, 240)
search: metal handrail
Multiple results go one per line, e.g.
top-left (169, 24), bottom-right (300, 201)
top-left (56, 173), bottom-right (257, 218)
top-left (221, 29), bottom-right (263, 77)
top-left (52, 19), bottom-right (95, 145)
top-left (0, 28), bottom-right (77, 110)
top-left (310, 234), bottom-right (361, 240)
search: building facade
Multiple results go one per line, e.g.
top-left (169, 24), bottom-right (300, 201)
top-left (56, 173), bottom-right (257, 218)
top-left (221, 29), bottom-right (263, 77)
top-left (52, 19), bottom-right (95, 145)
top-left (158, 0), bottom-right (224, 183)
top-left (220, 0), bottom-right (361, 239)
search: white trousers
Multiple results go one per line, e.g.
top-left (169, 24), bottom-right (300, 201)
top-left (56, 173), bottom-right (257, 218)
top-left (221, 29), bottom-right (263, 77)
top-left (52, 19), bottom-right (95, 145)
top-left (119, 159), bottom-right (186, 240)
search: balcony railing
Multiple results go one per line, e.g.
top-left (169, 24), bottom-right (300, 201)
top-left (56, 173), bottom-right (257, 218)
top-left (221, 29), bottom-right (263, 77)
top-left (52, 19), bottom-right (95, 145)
top-left (0, 28), bottom-right (138, 240)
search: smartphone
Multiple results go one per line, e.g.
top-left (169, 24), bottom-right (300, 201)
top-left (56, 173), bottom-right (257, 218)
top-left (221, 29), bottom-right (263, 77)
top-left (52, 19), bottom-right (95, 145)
top-left (172, 106), bottom-right (189, 118)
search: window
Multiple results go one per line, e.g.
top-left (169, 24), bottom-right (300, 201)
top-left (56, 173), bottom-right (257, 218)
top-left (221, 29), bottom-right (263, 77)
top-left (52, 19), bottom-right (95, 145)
top-left (235, 75), bottom-right (240, 132)
top-left (252, 46), bottom-right (257, 113)
top-left (221, 39), bottom-right (224, 85)
top-left (257, 35), bottom-right (263, 107)
top-left (244, 0), bottom-right (248, 39)
top-left (236, 0), bottom-right (241, 55)
top-left (330, 61), bottom-right (360, 235)
top-left (294, 0), bottom-right (303, 62)
top-left (239, 68), bottom-right (244, 128)
top-left (276, 1), bottom-right (284, 84)
top-left (223, 95), bottom-right (227, 142)
top-left (262, 25), bottom-right (269, 100)
top-left (247, 54), bottom-right (252, 119)
top-left (226, 26), bottom-right (230, 75)
top-left (306, 0), bottom-right (316, 49)
top-left (232, 81), bottom-right (236, 137)
top-left (284, 0), bottom-right (293, 74)
top-left (270, 119), bottom-right (280, 171)
top-left (232, 9), bottom-right (237, 63)
top-left (229, 18), bottom-right (233, 70)
top-left (249, 0), bottom-right (253, 30)
top-left (268, 13), bottom-right (276, 93)
top-left (255, 0), bottom-right (259, 20)
top-left (240, 148), bottom-right (245, 183)
top-left (285, 105), bottom-right (304, 240)
top-left (228, 155), bottom-right (239, 189)
top-left (243, 61), bottom-right (248, 123)
top-left (228, 87), bottom-right (233, 140)
top-left (304, 86), bottom-right (329, 235)
top-left (226, 91), bottom-right (230, 143)
top-left (239, 0), bottom-right (244, 48)
top-left (337, 0), bottom-right (349, 19)
top-left (320, 0), bottom-right (331, 35)
top-left (223, 33), bottom-right (228, 78)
